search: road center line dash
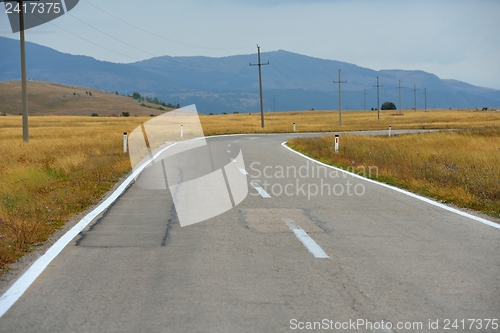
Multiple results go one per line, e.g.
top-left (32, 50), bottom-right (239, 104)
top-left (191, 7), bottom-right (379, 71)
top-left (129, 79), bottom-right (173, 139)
top-left (283, 218), bottom-right (329, 258)
top-left (251, 182), bottom-right (271, 198)
top-left (238, 168), bottom-right (249, 175)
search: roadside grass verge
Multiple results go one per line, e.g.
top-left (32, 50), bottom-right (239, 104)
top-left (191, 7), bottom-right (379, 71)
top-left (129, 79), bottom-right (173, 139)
top-left (0, 116), bottom-right (147, 271)
top-left (287, 128), bottom-right (500, 218)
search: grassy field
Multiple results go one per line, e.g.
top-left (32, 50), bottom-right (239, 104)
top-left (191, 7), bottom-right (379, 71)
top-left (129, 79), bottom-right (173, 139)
top-left (0, 108), bottom-right (499, 272)
top-left (200, 109), bottom-right (500, 134)
top-left (0, 80), bottom-right (174, 117)
top-left (288, 128), bottom-right (500, 218)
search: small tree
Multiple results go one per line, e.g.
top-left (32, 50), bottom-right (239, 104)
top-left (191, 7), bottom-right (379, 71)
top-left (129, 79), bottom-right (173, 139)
top-left (381, 101), bottom-right (397, 110)
top-left (132, 92), bottom-right (141, 100)
top-left (122, 111), bottom-right (130, 117)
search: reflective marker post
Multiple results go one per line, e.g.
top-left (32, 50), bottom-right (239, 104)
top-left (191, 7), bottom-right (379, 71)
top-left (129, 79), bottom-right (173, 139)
top-left (293, 123), bottom-right (296, 132)
top-left (123, 132), bottom-right (128, 153)
top-left (388, 126), bottom-right (392, 137)
top-left (180, 125), bottom-right (184, 138)
top-left (334, 135), bottom-right (339, 153)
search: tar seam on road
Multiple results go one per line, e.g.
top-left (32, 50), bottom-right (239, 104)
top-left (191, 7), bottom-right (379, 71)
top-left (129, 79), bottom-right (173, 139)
top-left (0, 141), bottom-right (180, 318)
top-left (281, 141), bottom-right (500, 230)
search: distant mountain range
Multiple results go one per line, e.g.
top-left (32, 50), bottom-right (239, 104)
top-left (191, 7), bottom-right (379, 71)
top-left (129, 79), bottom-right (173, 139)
top-left (1, 36), bottom-right (499, 113)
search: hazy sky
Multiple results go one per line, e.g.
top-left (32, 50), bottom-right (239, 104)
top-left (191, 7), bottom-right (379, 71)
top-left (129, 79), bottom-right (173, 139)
top-left (1, 0), bottom-right (499, 89)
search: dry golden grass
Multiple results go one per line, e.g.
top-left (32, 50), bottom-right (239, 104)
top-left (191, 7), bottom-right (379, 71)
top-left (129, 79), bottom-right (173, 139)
top-left (288, 128), bottom-right (500, 217)
top-left (0, 116), bottom-right (149, 270)
top-left (0, 80), bottom-right (173, 116)
top-left (200, 109), bottom-right (500, 135)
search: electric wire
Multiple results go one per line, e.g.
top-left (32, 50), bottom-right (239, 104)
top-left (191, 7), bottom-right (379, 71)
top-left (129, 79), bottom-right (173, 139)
top-left (82, 0), bottom-right (253, 51)
top-left (42, 18), bottom-right (142, 61)
top-left (67, 12), bottom-right (158, 58)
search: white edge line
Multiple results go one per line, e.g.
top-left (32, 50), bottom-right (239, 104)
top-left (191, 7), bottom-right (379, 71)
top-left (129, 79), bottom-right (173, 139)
top-left (283, 219), bottom-right (329, 259)
top-left (0, 133), bottom-right (258, 317)
top-left (238, 168), bottom-right (249, 175)
top-left (4, 131), bottom-right (492, 317)
top-left (0, 133), bottom-right (303, 317)
top-left (281, 141), bottom-right (500, 230)
top-left (0, 142), bottom-right (179, 318)
top-left (251, 182), bottom-right (271, 198)
top-left (0, 133), bottom-right (285, 317)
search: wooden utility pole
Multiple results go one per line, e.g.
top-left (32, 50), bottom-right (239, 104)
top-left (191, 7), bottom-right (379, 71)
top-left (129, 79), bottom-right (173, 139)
top-left (4, 0), bottom-right (35, 141)
top-left (333, 69), bottom-right (346, 126)
top-left (373, 77), bottom-right (383, 120)
top-left (249, 45), bottom-right (269, 128)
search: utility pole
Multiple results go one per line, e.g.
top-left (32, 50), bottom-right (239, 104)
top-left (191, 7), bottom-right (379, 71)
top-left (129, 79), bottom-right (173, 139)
top-left (273, 94), bottom-right (276, 112)
top-left (333, 69), bottom-right (346, 126)
top-left (249, 45), bottom-right (269, 128)
top-left (363, 89), bottom-right (366, 111)
top-left (424, 88), bottom-right (427, 112)
top-left (5, 0), bottom-right (35, 142)
top-left (373, 77), bottom-right (383, 120)
top-left (413, 84), bottom-right (417, 111)
top-left (397, 80), bottom-right (403, 115)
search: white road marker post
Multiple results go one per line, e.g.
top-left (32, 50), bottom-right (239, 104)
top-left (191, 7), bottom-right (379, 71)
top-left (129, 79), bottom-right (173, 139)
top-left (293, 122), bottom-right (296, 132)
top-left (334, 134), bottom-right (339, 154)
top-left (123, 132), bottom-right (128, 153)
top-left (388, 126), bottom-right (392, 137)
top-left (180, 125), bottom-right (184, 138)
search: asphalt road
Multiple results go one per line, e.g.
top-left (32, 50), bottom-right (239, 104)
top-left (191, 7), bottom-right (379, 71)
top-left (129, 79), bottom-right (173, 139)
top-left (0, 132), bottom-right (499, 333)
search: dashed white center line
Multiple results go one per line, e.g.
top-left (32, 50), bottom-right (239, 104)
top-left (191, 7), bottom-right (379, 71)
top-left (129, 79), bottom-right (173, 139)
top-left (230, 158), bottom-right (238, 163)
top-left (251, 182), bottom-right (271, 198)
top-left (238, 168), bottom-right (249, 175)
top-left (227, 150), bottom-right (232, 153)
top-left (283, 218), bottom-right (329, 259)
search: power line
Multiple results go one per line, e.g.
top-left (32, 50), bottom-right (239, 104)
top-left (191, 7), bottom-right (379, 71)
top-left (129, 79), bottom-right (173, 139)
top-left (46, 14), bottom-right (228, 72)
top-left (67, 13), bottom-right (158, 58)
top-left (82, 0), bottom-right (253, 51)
top-left (45, 19), bottom-right (142, 60)
top-left (266, 53), bottom-right (307, 77)
top-left (333, 69), bottom-right (346, 126)
top-left (267, 63), bottom-right (307, 90)
top-left (250, 45), bottom-right (269, 128)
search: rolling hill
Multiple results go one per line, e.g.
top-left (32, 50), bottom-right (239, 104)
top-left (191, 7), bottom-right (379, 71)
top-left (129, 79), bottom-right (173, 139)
top-left (1, 36), bottom-right (499, 113)
top-left (0, 80), bottom-right (173, 116)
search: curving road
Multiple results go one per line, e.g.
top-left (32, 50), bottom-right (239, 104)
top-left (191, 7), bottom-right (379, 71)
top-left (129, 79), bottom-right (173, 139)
top-left (0, 132), bottom-right (499, 333)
